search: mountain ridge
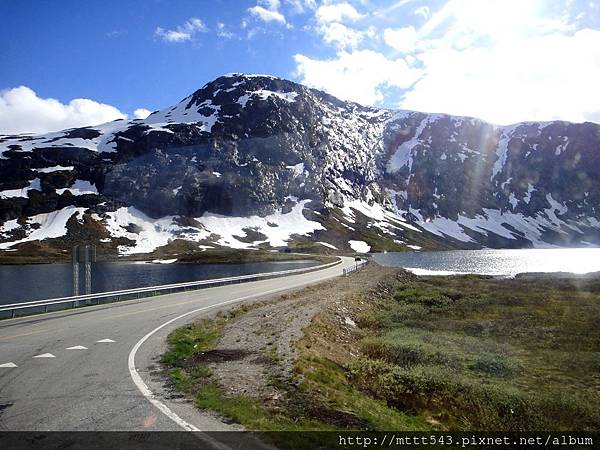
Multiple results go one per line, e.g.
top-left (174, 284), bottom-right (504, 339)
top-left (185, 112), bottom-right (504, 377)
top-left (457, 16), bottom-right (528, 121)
top-left (1, 73), bottom-right (599, 257)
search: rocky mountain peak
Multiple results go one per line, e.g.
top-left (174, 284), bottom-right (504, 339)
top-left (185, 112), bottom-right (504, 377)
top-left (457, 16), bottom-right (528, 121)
top-left (1, 74), bottom-right (599, 257)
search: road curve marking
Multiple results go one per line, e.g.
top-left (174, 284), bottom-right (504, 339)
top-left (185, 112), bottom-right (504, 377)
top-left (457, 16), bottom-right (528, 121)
top-left (32, 353), bottom-right (55, 358)
top-left (128, 270), bottom-right (341, 435)
top-left (66, 345), bottom-right (88, 350)
top-left (0, 362), bottom-right (17, 367)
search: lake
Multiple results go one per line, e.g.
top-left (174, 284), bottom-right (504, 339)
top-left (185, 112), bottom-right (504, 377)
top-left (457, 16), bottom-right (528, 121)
top-left (372, 248), bottom-right (600, 277)
top-left (0, 259), bottom-right (319, 305)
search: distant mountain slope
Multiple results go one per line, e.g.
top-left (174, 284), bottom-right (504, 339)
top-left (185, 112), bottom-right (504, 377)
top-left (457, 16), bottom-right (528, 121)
top-left (1, 73), bottom-right (599, 256)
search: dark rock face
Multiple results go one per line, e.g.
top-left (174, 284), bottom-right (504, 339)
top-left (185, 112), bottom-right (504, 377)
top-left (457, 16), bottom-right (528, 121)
top-left (380, 112), bottom-right (600, 247)
top-left (1, 73), bottom-right (599, 254)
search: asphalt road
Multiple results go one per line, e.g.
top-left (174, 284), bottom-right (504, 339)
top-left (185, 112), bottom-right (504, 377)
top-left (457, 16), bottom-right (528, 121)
top-left (0, 256), bottom-right (357, 431)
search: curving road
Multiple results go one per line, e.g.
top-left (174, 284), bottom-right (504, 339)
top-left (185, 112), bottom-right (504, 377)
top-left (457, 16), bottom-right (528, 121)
top-left (0, 256), bottom-right (356, 431)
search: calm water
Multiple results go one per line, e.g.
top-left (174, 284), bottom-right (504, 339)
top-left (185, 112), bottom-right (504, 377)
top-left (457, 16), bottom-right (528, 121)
top-left (373, 248), bottom-right (600, 277)
top-left (0, 260), bottom-right (319, 305)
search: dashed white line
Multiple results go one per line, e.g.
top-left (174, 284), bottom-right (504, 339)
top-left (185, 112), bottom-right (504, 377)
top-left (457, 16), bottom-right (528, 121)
top-left (0, 362), bottom-right (17, 368)
top-left (96, 339), bottom-right (116, 343)
top-left (32, 353), bottom-right (55, 358)
top-left (66, 345), bottom-right (88, 350)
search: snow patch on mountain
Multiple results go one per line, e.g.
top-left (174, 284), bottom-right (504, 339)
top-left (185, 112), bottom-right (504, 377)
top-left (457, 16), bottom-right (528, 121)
top-left (100, 207), bottom-right (181, 255)
top-left (524, 183), bottom-right (536, 203)
top-left (492, 125), bottom-right (518, 180)
top-left (56, 180), bottom-right (98, 196)
top-left (349, 240), bottom-right (370, 253)
top-left (317, 241), bottom-right (338, 250)
top-left (95, 199), bottom-right (325, 255)
top-left (0, 206), bottom-right (85, 249)
top-left (36, 165), bottom-right (74, 173)
top-left (386, 114), bottom-right (429, 174)
top-left (416, 205), bottom-right (597, 247)
top-left (198, 199), bottom-right (324, 249)
top-left (0, 178), bottom-right (41, 199)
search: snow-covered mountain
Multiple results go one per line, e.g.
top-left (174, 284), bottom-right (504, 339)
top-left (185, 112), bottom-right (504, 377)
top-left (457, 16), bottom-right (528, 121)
top-left (1, 73), bottom-right (599, 257)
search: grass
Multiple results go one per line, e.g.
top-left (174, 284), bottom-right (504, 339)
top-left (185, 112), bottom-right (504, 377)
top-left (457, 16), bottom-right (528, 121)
top-left (162, 306), bottom-right (346, 449)
top-left (163, 266), bottom-right (600, 435)
top-left (348, 272), bottom-right (600, 431)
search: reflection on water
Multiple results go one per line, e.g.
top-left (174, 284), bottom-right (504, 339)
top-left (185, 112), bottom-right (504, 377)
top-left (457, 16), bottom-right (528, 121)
top-left (0, 260), bottom-right (318, 305)
top-left (373, 248), bottom-right (600, 277)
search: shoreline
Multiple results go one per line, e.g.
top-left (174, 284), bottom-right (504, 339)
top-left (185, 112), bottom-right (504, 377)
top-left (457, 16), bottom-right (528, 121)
top-left (0, 249), bottom-right (337, 266)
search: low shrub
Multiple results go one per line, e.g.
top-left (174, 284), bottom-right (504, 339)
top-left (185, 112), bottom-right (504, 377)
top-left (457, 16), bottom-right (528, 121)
top-left (470, 353), bottom-right (517, 378)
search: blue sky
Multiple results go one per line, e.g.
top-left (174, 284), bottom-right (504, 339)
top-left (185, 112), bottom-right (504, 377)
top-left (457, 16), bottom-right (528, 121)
top-left (1, 0), bottom-right (599, 133)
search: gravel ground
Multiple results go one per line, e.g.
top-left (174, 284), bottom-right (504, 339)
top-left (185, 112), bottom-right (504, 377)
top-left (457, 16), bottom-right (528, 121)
top-left (205, 263), bottom-right (395, 404)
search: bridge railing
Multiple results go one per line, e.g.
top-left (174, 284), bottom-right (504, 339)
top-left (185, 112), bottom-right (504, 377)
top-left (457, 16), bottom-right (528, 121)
top-left (0, 258), bottom-right (342, 319)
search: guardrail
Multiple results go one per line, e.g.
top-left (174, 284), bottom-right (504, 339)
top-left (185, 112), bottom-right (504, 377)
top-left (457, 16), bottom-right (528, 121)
top-left (0, 258), bottom-right (342, 319)
top-left (343, 259), bottom-right (368, 276)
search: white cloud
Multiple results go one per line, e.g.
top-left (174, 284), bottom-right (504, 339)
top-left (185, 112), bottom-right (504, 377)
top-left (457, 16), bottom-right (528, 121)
top-left (296, 0), bottom-right (600, 124)
top-left (285, 0), bottom-right (317, 13)
top-left (0, 86), bottom-right (126, 134)
top-left (248, 0), bottom-right (290, 25)
top-left (261, 0), bottom-right (281, 10)
top-left (390, 0), bottom-right (600, 124)
top-left (248, 6), bottom-right (287, 24)
top-left (383, 26), bottom-right (418, 53)
top-left (216, 22), bottom-right (235, 39)
top-left (155, 17), bottom-right (208, 43)
top-left (318, 22), bottom-right (367, 49)
top-left (315, 2), bottom-right (364, 24)
top-left (414, 6), bottom-right (430, 19)
top-left (133, 108), bottom-right (152, 119)
top-left (294, 50), bottom-right (421, 105)
top-left (402, 28), bottom-right (600, 124)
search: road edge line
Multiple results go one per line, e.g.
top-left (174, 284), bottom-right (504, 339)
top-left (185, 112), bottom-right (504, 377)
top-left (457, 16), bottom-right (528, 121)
top-left (127, 264), bottom-right (345, 433)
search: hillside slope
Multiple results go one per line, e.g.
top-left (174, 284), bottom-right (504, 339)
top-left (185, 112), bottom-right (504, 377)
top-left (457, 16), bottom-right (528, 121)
top-left (1, 73), bottom-right (599, 256)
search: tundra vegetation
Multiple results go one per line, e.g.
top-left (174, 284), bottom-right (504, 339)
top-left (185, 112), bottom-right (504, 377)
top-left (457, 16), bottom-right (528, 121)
top-left (163, 265), bottom-right (600, 448)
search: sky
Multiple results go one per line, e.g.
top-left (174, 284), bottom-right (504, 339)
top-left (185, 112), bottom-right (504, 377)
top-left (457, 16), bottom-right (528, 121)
top-left (0, 0), bottom-right (599, 134)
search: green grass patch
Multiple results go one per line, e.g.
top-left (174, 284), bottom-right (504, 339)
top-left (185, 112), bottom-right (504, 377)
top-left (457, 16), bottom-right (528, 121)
top-left (346, 273), bottom-right (600, 431)
top-left (162, 267), bottom-right (600, 433)
top-left (161, 306), bottom-right (346, 443)
top-left (161, 320), bottom-right (221, 367)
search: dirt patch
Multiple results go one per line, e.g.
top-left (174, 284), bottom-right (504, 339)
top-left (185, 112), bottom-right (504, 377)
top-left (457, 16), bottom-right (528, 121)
top-left (206, 263), bottom-right (395, 402)
top-left (307, 406), bottom-right (367, 428)
top-left (188, 349), bottom-right (254, 364)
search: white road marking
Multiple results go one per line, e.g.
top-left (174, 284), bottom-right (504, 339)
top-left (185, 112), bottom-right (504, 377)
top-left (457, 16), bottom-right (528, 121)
top-left (32, 353), bottom-right (55, 358)
top-left (128, 266), bottom-right (343, 435)
top-left (0, 362), bottom-right (17, 368)
top-left (96, 339), bottom-right (115, 343)
top-left (66, 345), bottom-right (88, 350)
